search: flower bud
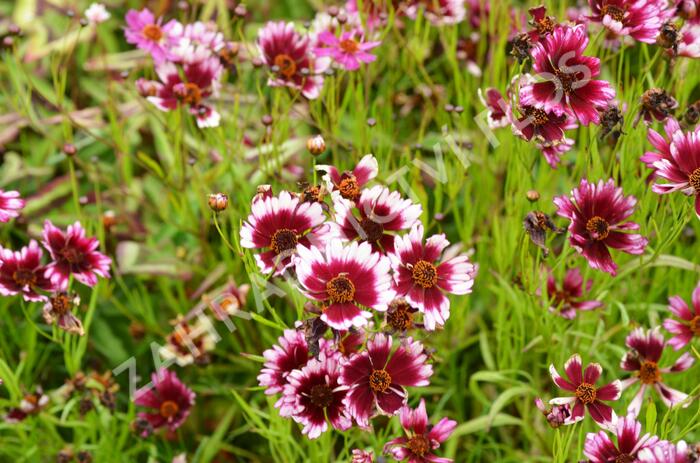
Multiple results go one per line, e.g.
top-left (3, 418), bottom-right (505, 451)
top-left (208, 193), bottom-right (228, 212)
top-left (307, 135), bottom-right (326, 156)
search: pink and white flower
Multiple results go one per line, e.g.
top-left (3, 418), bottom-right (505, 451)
top-left (332, 186), bottom-right (422, 254)
top-left (584, 414), bottom-right (660, 462)
top-left (620, 327), bottom-right (694, 416)
top-left (587, 0), bottom-right (672, 44)
top-left (0, 240), bottom-right (55, 302)
top-left (549, 353), bottom-right (622, 429)
top-left (124, 8), bottom-right (180, 64)
top-left (316, 154), bottom-right (379, 202)
top-left (240, 191), bottom-right (330, 275)
top-left (404, 0), bottom-right (466, 26)
top-left (258, 329), bottom-right (310, 399)
top-left (478, 88), bottom-right (510, 129)
top-left (663, 281), bottom-right (700, 350)
top-left (383, 399), bottom-right (457, 463)
top-left (340, 334), bottom-right (432, 427)
top-left (0, 190), bottom-right (25, 222)
top-left (84, 3), bottom-right (110, 25)
top-left (638, 440), bottom-right (692, 463)
top-left (679, 21), bottom-right (700, 58)
top-left (315, 30), bottom-right (380, 71)
top-left (389, 223), bottom-right (477, 331)
top-left (295, 240), bottom-right (394, 330)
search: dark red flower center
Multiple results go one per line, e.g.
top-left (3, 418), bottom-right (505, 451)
top-left (360, 218), bottom-right (384, 243)
top-left (523, 106), bottom-right (549, 126)
top-left (369, 369), bottom-right (392, 393)
top-left (270, 228), bottom-right (298, 255)
top-left (142, 24), bottom-right (163, 42)
top-left (340, 38), bottom-right (359, 54)
top-left (12, 269), bottom-right (36, 287)
top-left (159, 400), bottom-right (179, 418)
top-left (638, 361), bottom-right (661, 384)
top-left (688, 168), bottom-right (700, 193)
top-left (60, 247), bottom-right (84, 265)
top-left (602, 4), bottom-right (626, 22)
top-left (337, 176), bottom-right (360, 200)
top-left (175, 82), bottom-right (203, 106)
top-left (387, 300), bottom-right (414, 331)
top-left (690, 315), bottom-right (700, 336)
top-left (411, 260), bottom-right (438, 288)
top-left (407, 434), bottom-right (431, 457)
top-left (274, 54), bottom-right (297, 78)
top-left (575, 382), bottom-right (597, 404)
top-left (554, 69), bottom-right (576, 94)
top-left (615, 454), bottom-right (634, 463)
top-left (326, 275), bottom-right (355, 303)
top-left (309, 384), bottom-right (334, 408)
top-left (586, 216), bottom-right (610, 241)
top-left (50, 294), bottom-right (74, 316)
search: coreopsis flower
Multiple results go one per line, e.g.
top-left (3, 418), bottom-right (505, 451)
top-left (0, 240), bottom-right (55, 301)
top-left (208, 193), bottom-right (228, 212)
top-left (549, 353), bottom-right (622, 428)
top-left (124, 9), bottom-right (180, 64)
top-left (41, 220), bottom-right (112, 289)
top-left (332, 186), bottom-right (422, 253)
top-left (520, 25), bottom-right (616, 126)
top-left (528, 5), bottom-right (558, 43)
top-left (295, 240), bottom-right (395, 330)
top-left (545, 268), bottom-right (603, 319)
top-left (679, 22), bottom-right (700, 58)
top-left (134, 369), bottom-right (195, 436)
top-left (620, 327), bottom-right (695, 416)
top-left (534, 397), bottom-right (571, 428)
top-left (478, 88), bottom-right (509, 129)
top-left (383, 399), bottom-right (457, 463)
top-left (389, 223), bottom-right (477, 331)
top-left (257, 329), bottom-right (310, 396)
top-left (340, 334), bottom-right (432, 427)
top-left (642, 118), bottom-right (700, 216)
top-left (42, 292), bottom-right (83, 335)
top-left (554, 179), bottom-right (648, 276)
top-left (170, 21), bottom-right (225, 56)
top-left (240, 191), bottom-right (330, 275)
top-left (159, 317), bottom-right (216, 366)
top-left (587, 0), bottom-right (671, 44)
top-left (316, 154), bottom-right (379, 202)
top-left (4, 387), bottom-right (49, 423)
top-left (84, 3), bottom-right (110, 25)
top-left (314, 30), bottom-right (380, 71)
top-left (663, 282), bottom-right (700, 350)
top-left (351, 449), bottom-right (374, 463)
top-left (280, 355), bottom-right (351, 438)
top-left (404, 0), bottom-right (466, 26)
top-left (257, 21), bottom-right (328, 100)
top-left (145, 55), bottom-right (223, 128)
top-left (0, 189), bottom-right (24, 222)
top-left (584, 414), bottom-right (660, 462)
top-left (638, 440), bottom-right (692, 463)
top-left (345, 0), bottom-right (400, 29)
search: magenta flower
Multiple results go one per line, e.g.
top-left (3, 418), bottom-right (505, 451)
top-left (404, 0), bottom-right (466, 26)
top-left (316, 154), bottom-right (379, 202)
top-left (584, 414), bottom-right (660, 462)
top-left (478, 88), bottom-right (510, 129)
top-left (679, 22), bottom-right (700, 58)
top-left (340, 334), bottom-right (432, 427)
top-left (41, 221), bottom-right (111, 289)
top-left (620, 327), bottom-right (694, 416)
top-left (257, 21), bottom-right (328, 99)
top-left (587, 0), bottom-right (671, 44)
top-left (554, 179), bottom-right (647, 276)
top-left (638, 440), bottom-right (692, 463)
top-left (257, 329), bottom-right (310, 396)
top-left (295, 240), bottom-right (395, 330)
top-left (239, 191), bottom-right (330, 275)
top-left (534, 397), bottom-right (572, 428)
top-left (641, 118), bottom-right (700, 216)
top-left (134, 369), bottom-right (195, 436)
top-left (549, 354), bottom-right (622, 428)
top-left (384, 399), bottom-right (457, 463)
top-left (4, 387), bottom-right (49, 423)
top-left (0, 240), bottom-right (55, 302)
top-left (0, 190), bottom-right (25, 222)
top-left (332, 185), bottom-right (422, 254)
top-left (351, 449), bottom-right (374, 463)
top-left (389, 223), bottom-right (477, 331)
top-left (663, 282), bottom-right (700, 350)
top-left (545, 268), bottom-right (603, 319)
top-left (144, 55), bottom-right (222, 128)
top-left (520, 25), bottom-right (616, 126)
top-left (280, 355), bottom-right (351, 438)
top-left (528, 5), bottom-right (558, 43)
top-left (124, 8), bottom-right (180, 64)
top-left (315, 30), bottom-right (380, 71)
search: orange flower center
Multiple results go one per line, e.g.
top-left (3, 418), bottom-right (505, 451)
top-left (176, 82), bottom-right (202, 106)
top-left (407, 435), bottom-right (431, 457)
top-left (50, 294), bottom-right (74, 316)
top-left (387, 300), bottom-right (414, 331)
top-left (369, 369), bottom-right (392, 393)
top-left (690, 315), bottom-right (700, 336)
top-left (270, 228), bottom-right (298, 255)
top-left (602, 5), bottom-right (626, 22)
top-left (60, 247), bottom-right (84, 264)
top-left (524, 106), bottom-right (550, 126)
top-left (536, 16), bottom-right (555, 35)
top-left (554, 69), bottom-right (575, 94)
top-left (688, 168), bottom-right (700, 193)
top-left (638, 361), bottom-right (661, 384)
top-left (339, 38), bottom-right (359, 54)
top-left (337, 177), bottom-right (360, 200)
top-left (326, 275), bottom-right (355, 303)
top-left (159, 400), bottom-right (179, 418)
top-left (575, 382), bottom-right (597, 404)
top-left (12, 269), bottom-right (36, 287)
top-left (586, 216), bottom-right (610, 241)
top-left (274, 54), bottom-right (297, 79)
top-left (309, 384), bottom-right (334, 408)
top-left (615, 455), bottom-right (635, 463)
top-left (411, 260), bottom-right (438, 288)
top-left (142, 24), bottom-right (163, 42)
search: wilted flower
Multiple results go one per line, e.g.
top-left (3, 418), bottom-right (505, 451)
top-left (587, 0), bottom-right (671, 44)
top-left (315, 30), bottom-right (380, 71)
top-left (385, 298), bottom-right (419, 333)
top-left (383, 398), bottom-right (457, 463)
top-left (0, 189), bottom-right (25, 222)
top-left (527, 5), bottom-right (558, 43)
top-left (545, 268), bottom-right (603, 319)
top-left (549, 353), bottom-right (622, 428)
top-left (316, 153), bottom-right (379, 202)
top-left (637, 88), bottom-right (678, 125)
top-left (42, 292), bottom-right (83, 335)
top-left (84, 3), bottom-right (110, 25)
top-left (160, 317), bottom-right (216, 366)
top-left (0, 240), bottom-right (55, 302)
top-left (523, 210), bottom-right (565, 256)
top-left (134, 369), bottom-right (195, 436)
top-left (534, 397), bottom-right (571, 428)
top-left (208, 193), bottom-right (228, 212)
top-left (620, 327), bottom-right (694, 416)
top-left (599, 102), bottom-right (625, 139)
top-left (554, 178), bottom-right (647, 276)
top-left (295, 240), bottom-right (395, 330)
top-left (390, 223), bottom-right (477, 331)
top-left (663, 282), bottom-right (700, 350)
top-left (257, 329), bottom-right (310, 396)
top-left (42, 220), bottom-right (112, 289)
top-left (124, 8), bottom-right (180, 64)
top-left (583, 414), bottom-right (660, 462)
top-left (340, 334), bottom-right (432, 427)
top-left (4, 387), bottom-right (49, 423)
